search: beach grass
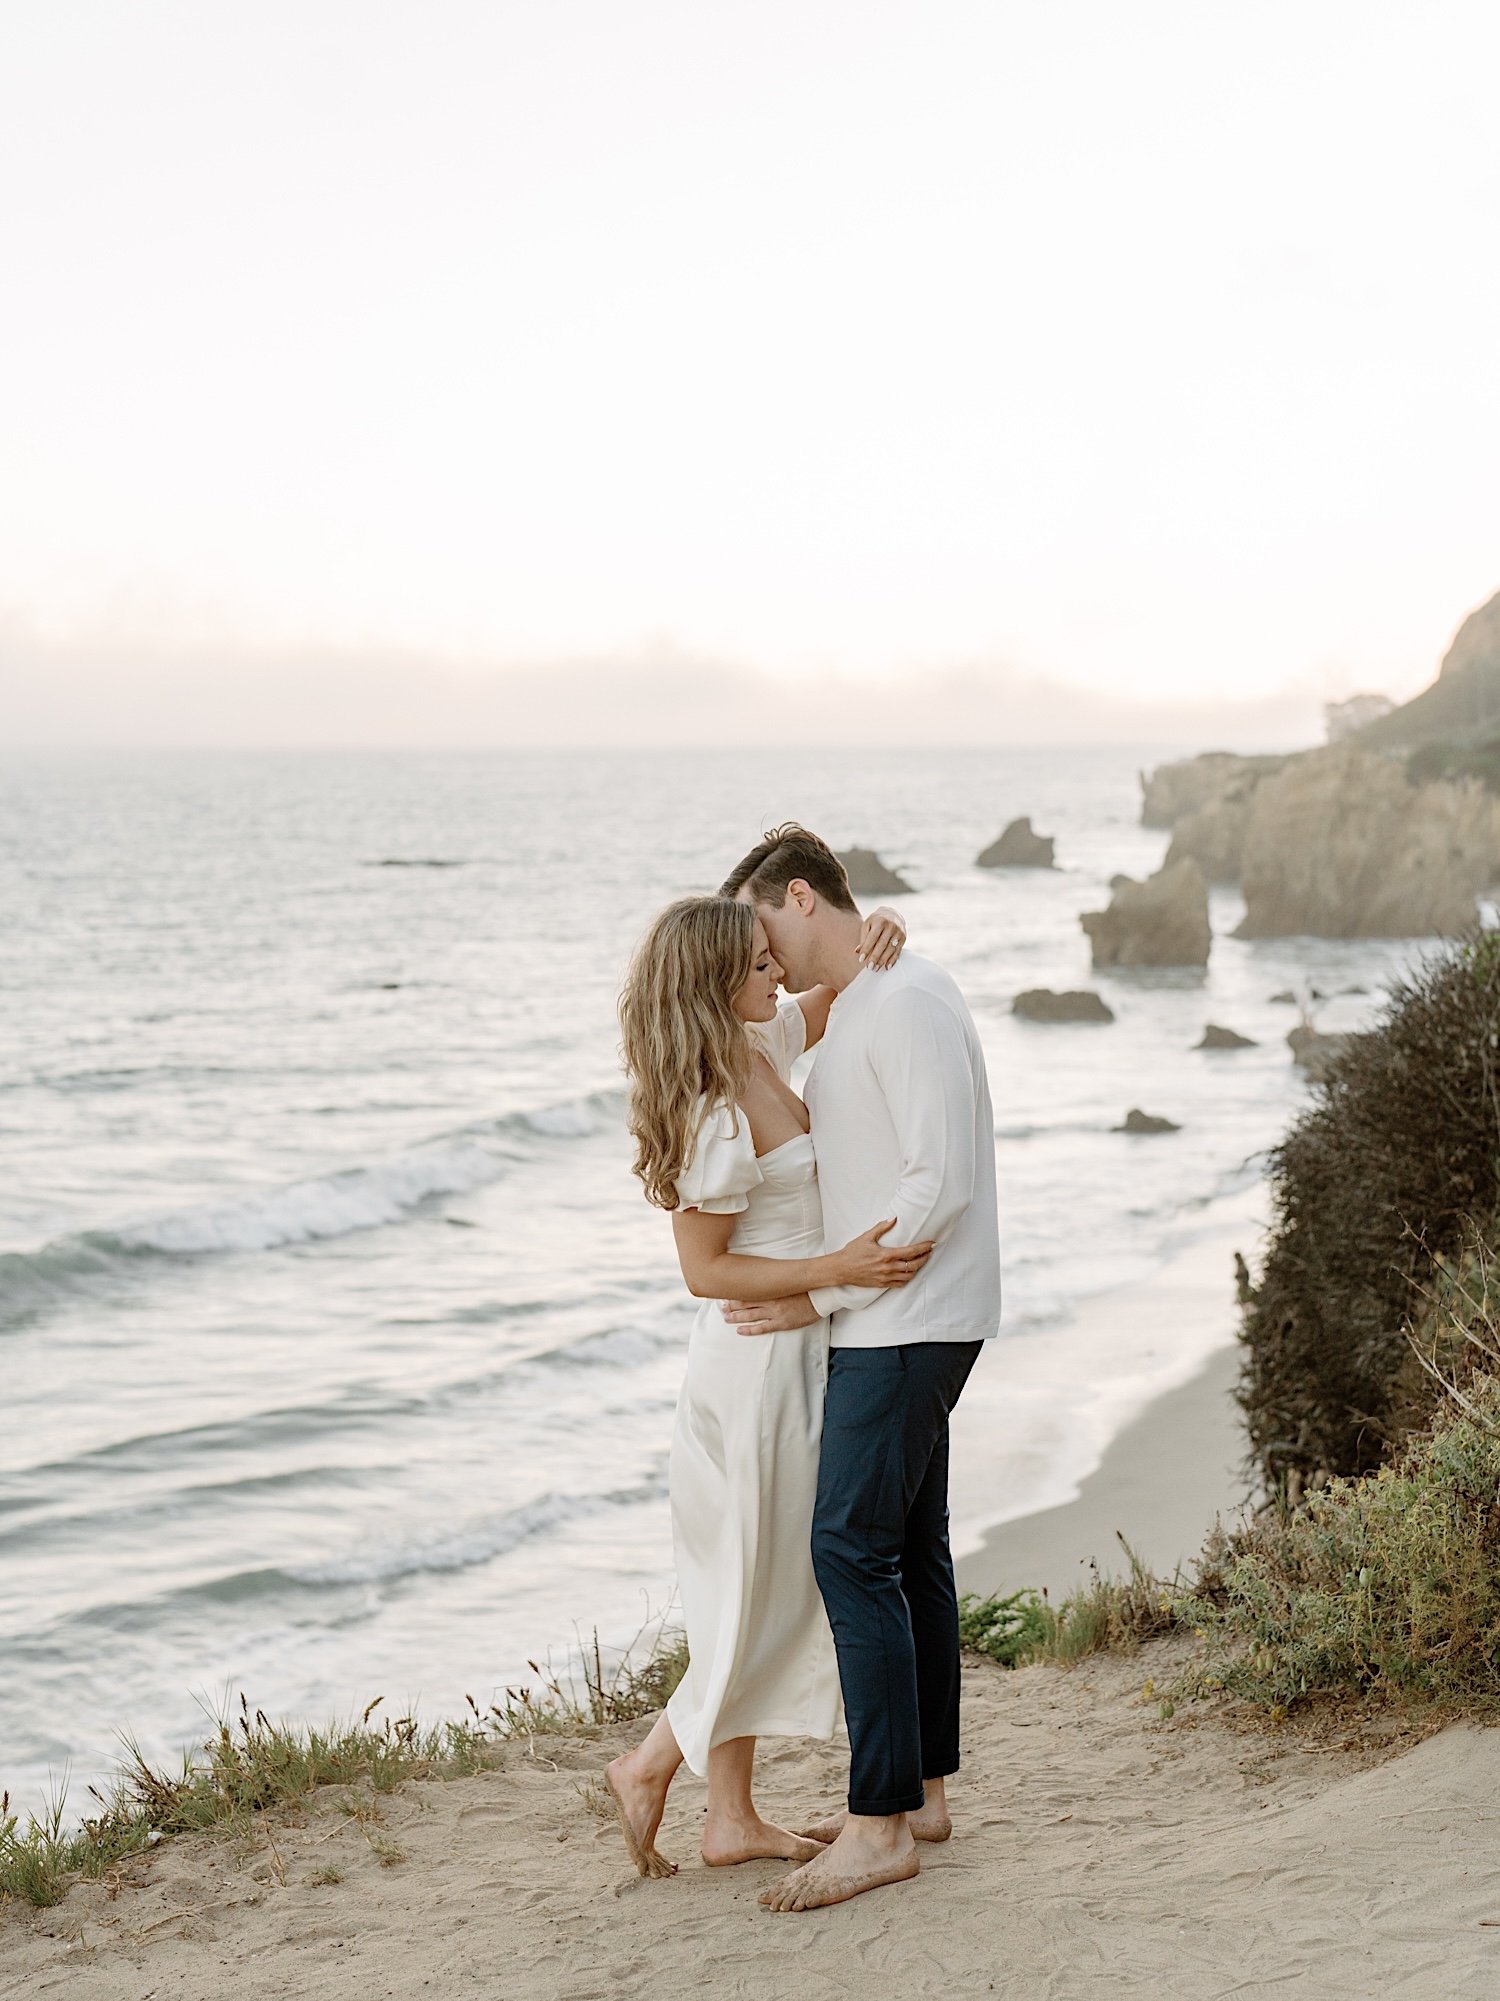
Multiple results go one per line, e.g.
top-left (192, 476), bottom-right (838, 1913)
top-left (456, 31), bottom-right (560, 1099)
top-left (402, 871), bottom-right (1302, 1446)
top-left (959, 1537), bottom-right (1179, 1671)
top-left (0, 1626), bottom-right (689, 1911)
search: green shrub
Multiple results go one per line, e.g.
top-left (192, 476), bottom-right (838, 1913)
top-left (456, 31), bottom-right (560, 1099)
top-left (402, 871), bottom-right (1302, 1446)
top-left (960, 1542), bottom-right (1178, 1671)
top-left (1238, 930), bottom-right (1500, 1492)
top-left (1394, 1216), bottom-right (1500, 1433)
top-left (1181, 1369), bottom-right (1500, 1712)
top-left (958, 1589), bottom-right (1051, 1665)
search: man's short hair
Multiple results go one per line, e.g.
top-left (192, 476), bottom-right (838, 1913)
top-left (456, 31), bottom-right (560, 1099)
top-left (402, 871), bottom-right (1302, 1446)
top-left (720, 823), bottom-right (857, 912)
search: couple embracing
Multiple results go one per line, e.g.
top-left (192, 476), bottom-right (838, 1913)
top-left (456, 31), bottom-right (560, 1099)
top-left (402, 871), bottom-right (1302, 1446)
top-left (610, 824), bottom-right (1000, 1913)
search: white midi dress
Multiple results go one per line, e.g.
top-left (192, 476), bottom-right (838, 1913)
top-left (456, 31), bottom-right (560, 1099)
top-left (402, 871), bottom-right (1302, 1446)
top-left (664, 999), bottom-right (841, 1774)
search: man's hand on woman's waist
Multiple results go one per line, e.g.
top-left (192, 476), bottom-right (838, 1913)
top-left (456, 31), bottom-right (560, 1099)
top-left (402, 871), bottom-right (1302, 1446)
top-left (722, 1293), bottom-right (819, 1337)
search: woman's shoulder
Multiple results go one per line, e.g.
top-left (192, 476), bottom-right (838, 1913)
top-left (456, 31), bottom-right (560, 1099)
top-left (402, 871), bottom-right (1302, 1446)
top-left (675, 1095), bottom-right (764, 1214)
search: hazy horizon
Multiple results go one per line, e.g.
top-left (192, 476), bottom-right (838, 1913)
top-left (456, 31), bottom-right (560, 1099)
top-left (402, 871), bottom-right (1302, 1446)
top-left (4, 2), bottom-right (1499, 747)
top-left (0, 609), bottom-right (1415, 752)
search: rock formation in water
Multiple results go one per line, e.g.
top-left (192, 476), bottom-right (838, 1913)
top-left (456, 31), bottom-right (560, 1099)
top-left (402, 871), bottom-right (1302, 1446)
top-left (1113, 1108), bottom-right (1181, 1133)
top-left (1163, 795), bottom-right (1248, 884)
top-left (1287, 1023), bottom-right (1368, 1082)
top-left (1139, 752), bottom-right (1290, 830)
top-left (1080, 858), bottom-right (1212, 968)
top-left (1012, 988), bottom-right (1115, 1022)
top-left (1197, 1023), bottom-right (1256, 1049)
top-left (977, 817), bottom-right (1057, 869)
top-left (1234, 747), bottom-right (1500, 938)
top-left (838, 848), bottom-right (915, 895)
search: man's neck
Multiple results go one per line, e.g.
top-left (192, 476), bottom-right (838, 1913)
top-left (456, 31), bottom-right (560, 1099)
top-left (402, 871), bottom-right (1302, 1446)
top-left (815, 912), bottom-right (869, 994)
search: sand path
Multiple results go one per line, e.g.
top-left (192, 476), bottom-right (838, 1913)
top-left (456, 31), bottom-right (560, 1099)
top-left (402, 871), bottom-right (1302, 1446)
top-left (7, 1643), bottom-right (1500, 2001)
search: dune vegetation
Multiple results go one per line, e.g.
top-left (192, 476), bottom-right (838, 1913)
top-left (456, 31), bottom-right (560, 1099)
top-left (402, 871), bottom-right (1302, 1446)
top-left (964, 931), bottom-right (1500, 1721)
top-left (0, 1633), bottom-right (689, 1910)
top-left (1238, 928), bottom-right (1500, 1493)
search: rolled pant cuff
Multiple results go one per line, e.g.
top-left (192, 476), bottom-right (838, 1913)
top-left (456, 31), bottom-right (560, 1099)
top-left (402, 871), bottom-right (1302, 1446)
top-left (849, 1791), bottom-right (925, 1817)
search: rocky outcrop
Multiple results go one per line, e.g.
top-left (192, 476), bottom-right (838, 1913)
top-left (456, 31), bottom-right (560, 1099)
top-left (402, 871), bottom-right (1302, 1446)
top-left (1012, 988), bottom-right (1115, 1023)
top-left (1080, 859), bottom-right (1212, 968)
top-left (1234, 747), bottom-right (1500, 938)
top-left (1197, 1024), bottom-right (1256, 1049)
top-left (1139, 751), bottom-right (1290, 830)
top-left (1288, 1024), bottom-right (1368, 1082)
top-left (1146, 586), bottom-right (1500, 936)
top-left (838, 849), bottom-right (915, 895)
top-left (977, 818), bottom-right (1057, 869)
top-left (1114, 1108), bottom-right (1180, 1133)
top-left (1163, 789), bottom-right (1256, 884)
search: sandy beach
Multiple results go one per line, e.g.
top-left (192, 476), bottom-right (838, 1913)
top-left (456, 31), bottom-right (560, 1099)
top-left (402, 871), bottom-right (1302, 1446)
top-left (957, 1192), bottom-right (1258, 1604)
top-left (958, 1343), bottom-right (1249, 1605)
top-left (9, 1639), bottom-right (1500, 2001)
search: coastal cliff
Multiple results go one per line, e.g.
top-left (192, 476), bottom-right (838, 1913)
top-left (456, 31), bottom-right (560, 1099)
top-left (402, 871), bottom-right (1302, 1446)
top-left (1234, 746), bottom-right (1500, 938)
top-left (1142, 587), bottom-right (1500, 934)
top-left (1355, 586), bottom-right (1500, 754)
top-left (1139, 752), bottom-right (1287, 830)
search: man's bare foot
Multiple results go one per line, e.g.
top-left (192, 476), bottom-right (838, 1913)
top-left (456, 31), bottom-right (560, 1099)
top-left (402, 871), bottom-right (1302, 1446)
top-left (797, 1802), bottom-right (952, 1845)
top-left (701, 1814), bottom-right (823, 1868)
top-left (604, 1756), bottom-right (676, 1879)
top-left (759, 1818), bottom-right (918, 1912)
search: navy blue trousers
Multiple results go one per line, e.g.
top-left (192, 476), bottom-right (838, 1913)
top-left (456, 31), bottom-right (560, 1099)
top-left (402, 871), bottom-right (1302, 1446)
top-left (811, 1340), bottom-right (983, 1817)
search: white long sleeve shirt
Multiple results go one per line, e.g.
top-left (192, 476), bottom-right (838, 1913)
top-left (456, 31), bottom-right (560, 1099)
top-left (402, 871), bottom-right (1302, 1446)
top-left (805, 952), bottom-right (1001, 1348)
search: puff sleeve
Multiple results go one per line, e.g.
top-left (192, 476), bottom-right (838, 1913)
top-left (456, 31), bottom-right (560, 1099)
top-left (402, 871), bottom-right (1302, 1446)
top-left (675, 1099), bottom-right (765, 1214)
top-left (746, 998), bottom-right (808, 1083)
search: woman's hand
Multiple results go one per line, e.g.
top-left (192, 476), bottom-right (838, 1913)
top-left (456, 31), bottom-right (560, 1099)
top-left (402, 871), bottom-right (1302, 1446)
top-left (856, 904), bottom-right (907, 971)
top-left (834, 1219), bottom-right (935, 1288)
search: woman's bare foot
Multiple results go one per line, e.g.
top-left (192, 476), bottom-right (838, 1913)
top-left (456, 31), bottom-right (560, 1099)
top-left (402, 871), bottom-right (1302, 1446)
top-left (759, 1817), bottom-right (919, 1912)
top-left (604, 1756), bottom-right (676, 1879)
top-left (796, 1801), bottom-right (952, 1844)
top-left (701, 1814), bottom-right (823, 1868)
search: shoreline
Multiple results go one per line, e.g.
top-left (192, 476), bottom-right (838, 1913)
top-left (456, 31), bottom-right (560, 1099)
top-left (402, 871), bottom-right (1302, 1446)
top-left (954, 1188), bottom-right (1261, 1603)
top-left (956, 1342), bottom-right (1248, 1603)
top-left (0, 1189), bottom-right (1262, 1829)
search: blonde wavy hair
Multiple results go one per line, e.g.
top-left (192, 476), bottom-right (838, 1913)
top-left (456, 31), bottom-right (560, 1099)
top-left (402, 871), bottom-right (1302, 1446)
top-left (619, 896), bottom-right (757, 1210)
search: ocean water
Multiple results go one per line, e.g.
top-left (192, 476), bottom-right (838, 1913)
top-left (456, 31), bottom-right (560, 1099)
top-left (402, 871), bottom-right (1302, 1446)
top-left (0, 746), bottom-right (1434, 1816)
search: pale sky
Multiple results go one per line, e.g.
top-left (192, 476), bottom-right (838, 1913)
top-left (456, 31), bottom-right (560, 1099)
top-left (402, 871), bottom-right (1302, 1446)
top-left (3, 1), bottom-right (1499, 745)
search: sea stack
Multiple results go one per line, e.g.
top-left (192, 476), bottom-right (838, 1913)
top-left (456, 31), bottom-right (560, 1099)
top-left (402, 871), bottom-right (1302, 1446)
top-left (1196, 1024), bottom-right (1257, 1049)
top-left (837, 848), bottom-right (916, 895)
top-left (1012, 988), bottom-right (1116, 1023)
top-left (1114, 1108), bottom-right (1181, 1133)
top-left (977, 818), bottom-right (1057, 869)
top-left (1080, 859), bottom-right (1212, 968)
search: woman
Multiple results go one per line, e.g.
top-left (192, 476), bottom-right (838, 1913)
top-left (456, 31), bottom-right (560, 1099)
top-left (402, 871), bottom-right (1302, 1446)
top-left (607, 894), bottom-right (931, 1876)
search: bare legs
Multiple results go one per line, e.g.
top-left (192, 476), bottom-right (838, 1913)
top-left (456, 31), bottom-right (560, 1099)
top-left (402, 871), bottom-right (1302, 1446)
top-left (605, 1709), bottom-right (682, 1877)
top-left (604, 1724), bottom-right (820, 1877)
top-left (700, 1738), bottom-right (822, 1868)
top-left (797, 1773), bottom-right (953, 1846)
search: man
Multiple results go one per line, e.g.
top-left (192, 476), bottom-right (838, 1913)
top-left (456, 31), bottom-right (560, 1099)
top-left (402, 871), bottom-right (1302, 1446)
top-left (719, 825), bottom-right (1001, 1913)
